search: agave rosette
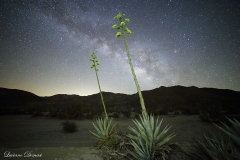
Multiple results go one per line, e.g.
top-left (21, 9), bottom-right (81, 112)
top-left (89, 117), bottom-right (116, 140)
top-left (128, 114), bottom-right (175, 160)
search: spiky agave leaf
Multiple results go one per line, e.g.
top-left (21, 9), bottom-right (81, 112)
top-left (202, 135), bottom-right (225, 159)
top-left (128, 138), bottom-right (153, 160)
top-left (155, 125), bottom-right (176, 147)
top-left (128, 114), bottom-right (175, 160)
top-left (215, 117), bottom-right (240, 147)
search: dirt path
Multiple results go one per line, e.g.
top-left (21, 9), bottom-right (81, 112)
top-left (0, 115), bottom-right (97, 148)
top-left (0, 115), bottom-right (220, 159)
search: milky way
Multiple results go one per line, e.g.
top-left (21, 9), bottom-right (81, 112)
top-left (0, 0), bottom-right (239, 96)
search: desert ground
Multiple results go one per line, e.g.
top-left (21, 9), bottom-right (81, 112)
top-left (0, 115), bottom-right (223, 160)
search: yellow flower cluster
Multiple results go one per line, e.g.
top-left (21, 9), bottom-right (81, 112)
top-left (112, 12), bottom-right (132, 38)
top-left (89, 52), bottom-right (100, 71)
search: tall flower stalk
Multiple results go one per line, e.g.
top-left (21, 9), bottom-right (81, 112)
top-left (112, 13), bottom-right (175, 160)
top-left (89, 53), bottom-right (116, 148)
top-left (90, 52), bottom-right (108, 119)
top-left (112, 12), bottom-right (147, 116)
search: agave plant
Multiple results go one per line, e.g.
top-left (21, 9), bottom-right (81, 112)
top-left (89, 53), bottom-right (117, 148)
top-left (187, 133), bottom-right (237, 160)
top-left (90, 52), bottom-right (108, 119)
top-left (128, 114), bottom-right (175, 160)
top-left (112, 12), bottom-right (147, 116)
top-left (215, 117), bottom-right (240, 147)
top-left (186, 118), bottom-right (240, 160)
top-left (89, 116), bottom-right (116, 140)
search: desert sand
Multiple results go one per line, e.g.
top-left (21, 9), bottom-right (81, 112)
top-left (0, 115), bottom-right (221, 160)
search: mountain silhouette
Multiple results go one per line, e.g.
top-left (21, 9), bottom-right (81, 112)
top-left (0, 86), bottom-right (239, 116)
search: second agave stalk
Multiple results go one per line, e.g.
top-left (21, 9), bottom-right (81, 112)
top-left (112, 12), bottom-right (147, 116)
top-left (90, 52), bottom-right (108, 119)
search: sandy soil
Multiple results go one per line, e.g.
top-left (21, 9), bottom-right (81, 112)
top-left (0, 115), bottom-right (221, 160)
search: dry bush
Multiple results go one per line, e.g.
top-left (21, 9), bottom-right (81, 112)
top-left (61, 121), bottom-right (77, 133)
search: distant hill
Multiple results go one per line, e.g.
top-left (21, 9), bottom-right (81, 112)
top-left (0, 86), bottom-right (239, 116)
top-left (0, 87), bottom-right (43, 107)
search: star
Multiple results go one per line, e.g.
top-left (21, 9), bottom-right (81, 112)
top-left (0, 0), bottom-right (239, 96)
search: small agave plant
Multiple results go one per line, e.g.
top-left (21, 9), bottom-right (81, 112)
top-left (89, 52), bottom-right (116, 146)
top-left (187, 118), bottom-right (240, 160)
top-left (89, 116), bottom-right (116, 140)
top-left (128, 114), bottom-right (175, 160)
top-left (190, 134), bottom-right (235, 160)
top-left (215, 117), bottom-right (240, 147)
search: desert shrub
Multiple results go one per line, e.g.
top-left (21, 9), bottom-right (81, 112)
top-left (134, 114), bottom-right (139, 119)
top-left (99, 132), bottom-right (133, 160)
top-left (48, 107), bottom-right (58, 117)
top-left (123, 111), bottom-right (131, 118)
top-left (89, 117), bottom-right (131, 159)
top-left (58, 111), bottom-right (69, 119)
top-left (157, 109), bottom-right (168, 115)
top-left (90, 108), bottom-right (102, 116)
top-left (199, 111), bottom-right (212, 122)
top-left (61, 121), bottom-right (77, 133)
top-left (95, 129), bottom-right (141, 160)
top-left (112, 112), bottom-right (118, 118)
top-left (67, 104), bottom-right (83, 119)
top-left (199, 111), bottom-right (224, 123)
top-left (97, 133), bottom-right (121, 149)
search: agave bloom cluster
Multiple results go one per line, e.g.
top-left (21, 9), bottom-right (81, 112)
top-left (112, 13), bottom-right (132, 37)
top-left (128, 114), bottom-right (176, 160)
top-left (90, 52), bottom-right (100, 71)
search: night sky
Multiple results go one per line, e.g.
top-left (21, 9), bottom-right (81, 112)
top-left (1, 0), bottom-right (239, 96)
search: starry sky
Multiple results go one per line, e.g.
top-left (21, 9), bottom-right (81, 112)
top-left (0, 0), bottom-right (239, 96)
